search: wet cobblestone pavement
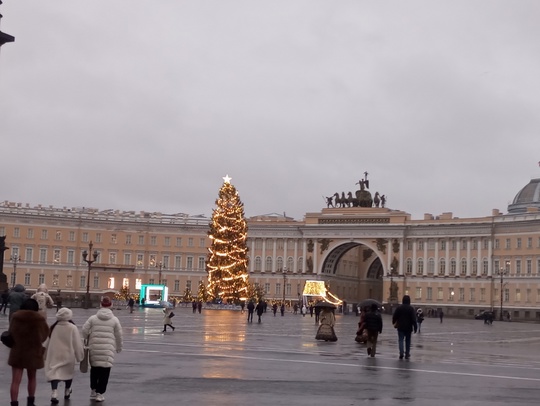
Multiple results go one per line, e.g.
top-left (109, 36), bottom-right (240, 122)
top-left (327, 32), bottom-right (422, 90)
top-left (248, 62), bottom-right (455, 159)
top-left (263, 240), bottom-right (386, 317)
top-left (2, 305), bottom-right (540, 405)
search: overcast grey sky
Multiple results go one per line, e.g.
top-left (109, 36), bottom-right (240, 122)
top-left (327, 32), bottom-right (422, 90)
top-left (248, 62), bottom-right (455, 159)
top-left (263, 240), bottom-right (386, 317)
top-left (1, 1), bottom-right (539, 221)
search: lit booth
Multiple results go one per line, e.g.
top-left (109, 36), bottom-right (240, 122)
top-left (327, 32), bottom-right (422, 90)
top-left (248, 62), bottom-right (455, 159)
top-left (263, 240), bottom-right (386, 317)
top-left (139, 284), bottom-right (169, 308)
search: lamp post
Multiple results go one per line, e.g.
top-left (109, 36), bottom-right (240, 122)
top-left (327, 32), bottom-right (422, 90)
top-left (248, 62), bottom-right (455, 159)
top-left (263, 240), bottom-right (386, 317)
top-left (10, 254), bottom-right (20, 288)
top-left (82, 241), bottom-right (99, 309)
top-left (282, 268), bottom-right (287, 304)
top-left (157, 261), bottom-right (165, 285)
top-left (499, 261), bottom-right (509, 321)
top-left (387, 267), bottom-right (395, 302)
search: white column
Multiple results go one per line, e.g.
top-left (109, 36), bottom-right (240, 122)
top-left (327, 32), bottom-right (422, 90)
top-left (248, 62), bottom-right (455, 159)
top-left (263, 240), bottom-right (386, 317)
top-left (488, 239), bottom-right (493, 277)
top-left (302, 240), bottom-right (307, 274)
top-left (445, 240), bottom-right (450, 276)
top-left (466, 239), bottom-right (471, 277)
top-left (272, 238), bottom-right (277, 273)
top-left (250, 239), bottom-right (255, 272)
top-left (261, 239), bottom-right (266, 273)
top-left (456, 240), bottom-right (461, 276)
top-left (423, 241), bottom-right (428, 276)
top-left (293, 239), bottom-right (298, 274)
top-left (387, 240), bottom-right (392, 272)
top-left (434, 240), bottom-right (439, 276)
top-left (313, 240), bottom-right (318, 275)
top-left (412, 240), bottom-right (417, 276)
top-left (283, 238), bottom-right (288, 271)
top-left (399, 239), bottom-right (404, 276)
top-left (477, 241), bottom-right (481, 276)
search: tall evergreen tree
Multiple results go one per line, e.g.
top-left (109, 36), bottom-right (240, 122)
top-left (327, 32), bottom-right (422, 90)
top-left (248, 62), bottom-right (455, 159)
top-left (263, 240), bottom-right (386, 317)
top-left (206, 175), bottom-right (249, 304)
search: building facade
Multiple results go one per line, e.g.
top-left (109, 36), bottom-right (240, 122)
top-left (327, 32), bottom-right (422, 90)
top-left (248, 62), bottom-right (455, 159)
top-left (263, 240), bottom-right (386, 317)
top-left (1, 177), bottom-right (540, 320)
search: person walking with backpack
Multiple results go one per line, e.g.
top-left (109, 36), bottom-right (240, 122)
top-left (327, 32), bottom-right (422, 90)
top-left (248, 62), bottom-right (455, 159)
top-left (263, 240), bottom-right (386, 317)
top-left (392, 295), bottom-right (417, 360)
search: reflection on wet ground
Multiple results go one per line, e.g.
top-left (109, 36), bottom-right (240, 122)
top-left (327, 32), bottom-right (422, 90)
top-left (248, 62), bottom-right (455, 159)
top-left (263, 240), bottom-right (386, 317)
top-left (2, 306), bottom-right (540, 405)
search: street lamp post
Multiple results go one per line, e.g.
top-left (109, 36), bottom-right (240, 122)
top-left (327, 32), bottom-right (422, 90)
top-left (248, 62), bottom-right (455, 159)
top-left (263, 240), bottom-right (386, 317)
top-left (82, 241), bottom-right (99, 309)
top-left (157, 261), bottom-right (165, 285)
top-left (499, 261), bottom-right (509, 321)
top-left (282, 268), bottom-right (287, 304)
top-left (10, 254), bottom-right (20, 288)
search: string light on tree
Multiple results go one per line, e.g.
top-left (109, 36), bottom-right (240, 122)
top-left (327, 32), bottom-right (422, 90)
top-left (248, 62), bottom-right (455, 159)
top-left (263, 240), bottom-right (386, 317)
top-left (206, 175), bottom-right (250, 304)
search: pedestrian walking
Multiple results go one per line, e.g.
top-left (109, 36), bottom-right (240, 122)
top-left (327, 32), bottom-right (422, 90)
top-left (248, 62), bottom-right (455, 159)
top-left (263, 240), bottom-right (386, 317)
top-left (416, 308), bottom-right (424, 333)
top-left (8, 284), bottom-right (27, 322)
top-left (364, 303), bottom-right (383, 357)
top-left (247, 300), bottom-right (255, 322)
top-left (280, 303), bottom-right (285, 316)
top-left (197, 301), bottom-right (202, 313)
top-left (31, 284), bottom-right (55, 320)
top-left (301, 304), bottom-right (307, 317)
top-left (7, 298), bottom-right (50, 406)
top-left (0, 289), bottom-right (9, 315)
top-left (192, 300), bottom-right (197, 313)
top-left (315, 304), bottom-right (337, 342)
top-left (439, 309), bottom-right (444, 323)
top-left (162, 307), bottom-right (175, 332)
top-left (45, 307), bottom-right (84, 404)
top-left (314, 304), bottom-right (321, 323)
top-left (392, 295), bottom-right (417, 360)
top-left (127, 297), bottom-right (135, 313)
top-left (272, 303), bottom-right (278, 316)
top-left (255, 300), bottom-right (265, 323)
top-left (309, 304), bottom-right (314, 317)
top-left (81, 296), bottom-right (123, 403)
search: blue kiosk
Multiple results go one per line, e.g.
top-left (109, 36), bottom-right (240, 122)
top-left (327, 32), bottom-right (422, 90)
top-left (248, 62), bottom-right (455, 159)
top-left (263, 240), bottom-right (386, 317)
top-left (139, 284), bottom-right (169, 308)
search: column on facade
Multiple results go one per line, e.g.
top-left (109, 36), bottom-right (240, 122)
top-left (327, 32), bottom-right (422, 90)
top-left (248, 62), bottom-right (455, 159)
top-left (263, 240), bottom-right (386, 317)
top-left (477, 242), bottom-right (482, 277)
top-left (293, 239), bottom-right (298, 273)
top-left (466, 239), bottom-right (471, 277)
top-left (283, 238), bottom-right (288, 272)
top-left (412, 240), bottom-right (417, 276)
top-left (261, 238), bottom-right (266, 273)
top-left (445, 239), bottom-right (450, 276)
top-left (387, 240), bottom-right (392, 273)
top-left (272, 238), bottom-right (277, 273)
top-left (487, 239), bottom-right (493, 277)
top-left (250, 239), bottom-right (255, 272)
top-left (456, 240), bottom-right (461, 276)
top-left (313, 239), bottom-right (318, 275)
top-left (423, 240), bottom-right (428, 276)
top-left (302, 239), bottom-right (307, 274)
top-left (434, 239), bottom-right (439, 276)
top-left (399, 239), bottom-right (404, 276)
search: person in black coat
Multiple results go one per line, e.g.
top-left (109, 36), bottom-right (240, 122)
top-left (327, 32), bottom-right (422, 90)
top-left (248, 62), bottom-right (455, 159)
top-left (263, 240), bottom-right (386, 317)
top-left (364, 303), bottom-right (383, 357)
top-left (392, 295), bottom-right (417, 360)
top-left (246, 301), bottom-right (255, 323)
top-left (255, 300), bottom-right (265, 323)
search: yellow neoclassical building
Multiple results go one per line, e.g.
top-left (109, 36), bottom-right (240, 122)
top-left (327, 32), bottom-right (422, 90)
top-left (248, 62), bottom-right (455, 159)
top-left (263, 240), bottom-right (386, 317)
top-left (1, 177), bottom-right (540, 321)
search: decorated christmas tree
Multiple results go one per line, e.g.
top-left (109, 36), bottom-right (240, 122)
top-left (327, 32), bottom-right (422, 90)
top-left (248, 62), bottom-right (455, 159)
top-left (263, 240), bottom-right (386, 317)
top-left (206, 175), bottom-right (249, 304)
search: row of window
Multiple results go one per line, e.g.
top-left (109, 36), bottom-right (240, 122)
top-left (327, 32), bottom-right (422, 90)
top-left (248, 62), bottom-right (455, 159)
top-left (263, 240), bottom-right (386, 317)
top-left (405, 258), bottom-right (540, 276)
top-left (2, 227), bottom-right (205, 248)
top-left (405, 237), bottom-right (540, 251)
top-left (412, 286), bottom-right (539, 303)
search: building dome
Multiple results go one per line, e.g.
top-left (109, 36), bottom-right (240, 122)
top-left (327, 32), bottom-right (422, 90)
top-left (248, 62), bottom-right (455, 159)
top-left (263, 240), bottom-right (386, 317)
top-left (508, 178), bottom-right (540, 214)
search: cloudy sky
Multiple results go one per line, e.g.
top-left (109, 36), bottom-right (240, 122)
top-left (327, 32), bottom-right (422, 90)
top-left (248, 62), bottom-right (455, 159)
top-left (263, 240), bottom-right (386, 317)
top-left (1, 1), bottom-right (539, 221)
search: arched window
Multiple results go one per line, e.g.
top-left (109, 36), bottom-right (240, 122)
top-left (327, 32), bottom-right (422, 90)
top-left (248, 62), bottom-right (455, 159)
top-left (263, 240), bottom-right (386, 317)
top-left (439, 258), bottom-right (446, 275)
top-left (417, 258), bottom-right (424, 275)
top-left (276, 256), bottom-right (284, 271)
top-left (255, 256), bottom-right (261, 271)
top-left (406, 258), bottom-right (413, 275)
top-left (482, 258), bottom-right (488, 275)
top-left (428, 258), bottom-right (435, 275)
top-left (265, 256), bottom-right (273, 272)
top-left (297, 257), bottom-right (303, 272)
top-left (471, 258), bottom-right (478, 276)
top-left (450, 258), bottom-right (456, 275)
top-left (287, 256), bottom-right (294, 271)
top-left (461, 258), bottom-right (467, 276)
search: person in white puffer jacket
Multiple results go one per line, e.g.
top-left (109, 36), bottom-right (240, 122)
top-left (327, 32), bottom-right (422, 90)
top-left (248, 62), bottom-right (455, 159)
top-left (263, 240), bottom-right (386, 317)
top-left (81, 296), bottom-right (123, 403)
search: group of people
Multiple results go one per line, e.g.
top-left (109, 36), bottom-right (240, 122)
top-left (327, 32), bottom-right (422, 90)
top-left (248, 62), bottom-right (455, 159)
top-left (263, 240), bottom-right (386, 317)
top-left (5, 284), bottom-right (123, 406)
top-left (316, 295), bottom-right (423, 360)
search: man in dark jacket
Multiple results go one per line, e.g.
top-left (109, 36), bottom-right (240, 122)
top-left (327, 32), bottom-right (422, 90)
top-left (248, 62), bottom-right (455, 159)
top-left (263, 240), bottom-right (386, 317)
top-left (364, 303), bottom-right (383, 357)
top-left (392, 295), bottom-right (417, 360)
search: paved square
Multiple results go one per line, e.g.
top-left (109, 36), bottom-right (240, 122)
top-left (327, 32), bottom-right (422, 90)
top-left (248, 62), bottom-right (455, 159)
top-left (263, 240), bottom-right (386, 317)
top-left (1, 305), bottom-right (540, 405)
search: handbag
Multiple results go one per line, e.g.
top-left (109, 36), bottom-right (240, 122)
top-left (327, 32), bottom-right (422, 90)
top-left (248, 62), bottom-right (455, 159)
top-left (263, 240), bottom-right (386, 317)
top-left (169, 312), bottom-right (175, 318)
top-left (1, 331), bottom-right (14, 348)
top-left (80, 338), bottom-right (89, 373)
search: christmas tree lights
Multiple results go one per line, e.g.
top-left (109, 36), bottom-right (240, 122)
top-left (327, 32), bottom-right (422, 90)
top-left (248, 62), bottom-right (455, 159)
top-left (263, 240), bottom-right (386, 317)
top-left (206, 175), bottom-right (250, 303)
